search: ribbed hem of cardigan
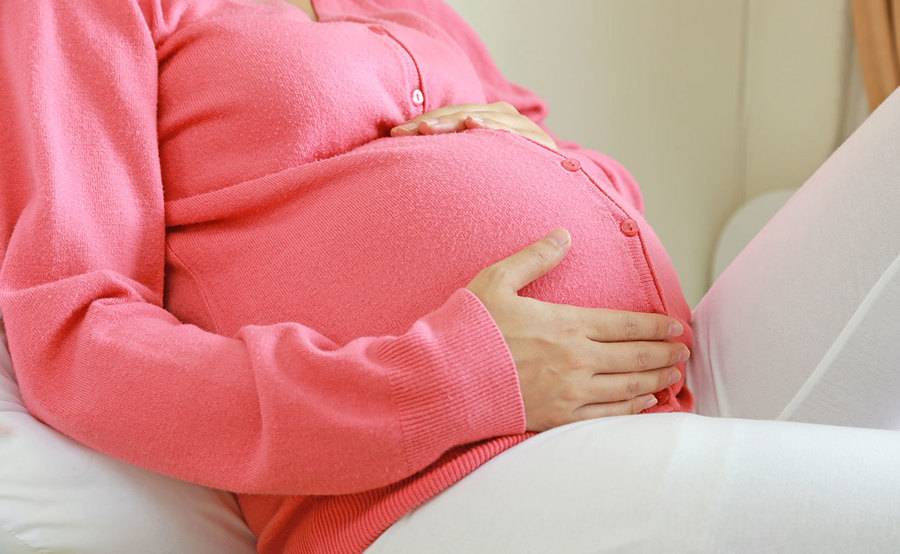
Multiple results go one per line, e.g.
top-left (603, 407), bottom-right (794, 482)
top-left (254, 432), bottom-right (539, 554)
top-left (375, 286), bottom-right (527, 476)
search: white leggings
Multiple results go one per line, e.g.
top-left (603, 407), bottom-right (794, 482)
top-left (366, 90), bottom-right (900, 553)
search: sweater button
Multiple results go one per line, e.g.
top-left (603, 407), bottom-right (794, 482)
top-left (620, 218), bottom-right (639, 237)
top-left (561, 158), bottom-right (581, 172)
top-left (411, 88), bottom-right (425, 105)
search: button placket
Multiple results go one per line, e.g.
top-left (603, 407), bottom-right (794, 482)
top-left (620, 218), bottom-right (639, 237)
top-left (371, 24), bottom-right (427, 113)
top-left (555, 152), bottom-right (641, 239)
top-left (561, 158), bottom-right (581, 172)
top-left (551, 149), bottom-right (656, 310)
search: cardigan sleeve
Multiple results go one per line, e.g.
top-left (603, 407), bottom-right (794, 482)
top-left (425, 0), bottom-right (647, 215)
top-left (0, 0), bottom-right (526, 497)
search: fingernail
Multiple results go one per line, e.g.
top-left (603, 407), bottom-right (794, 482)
top-left (418, 120), bottom-right (449, 135)
top-left (546, 228), bottom-right (570, 248)
top-left (667, 369), bottom-right (681, 385)
top-left (678, 348), bottom-right (690, 363)
top-left (642, 396), bottom-right (659, 410)
top-left (391, 127), bottom-right (415, 137)
top-left (668, 321), bottom-right (684, 337)
top-left (425, 120), bottom-right (456, 131)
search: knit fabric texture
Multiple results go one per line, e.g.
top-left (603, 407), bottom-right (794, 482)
top-left (0, 0), bottom-right (694, 552)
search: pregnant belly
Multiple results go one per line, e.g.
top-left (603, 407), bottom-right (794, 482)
top-left (164, 127), bottom-right (687, 347)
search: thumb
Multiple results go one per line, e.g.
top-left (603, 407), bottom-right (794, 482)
top-left (494, 227), bottom-right (571, 292)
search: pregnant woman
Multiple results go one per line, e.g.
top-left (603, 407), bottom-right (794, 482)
top-left (1, 0), bottom-right (898, 553)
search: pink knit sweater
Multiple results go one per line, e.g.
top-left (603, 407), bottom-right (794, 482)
top-left (0, 0), bottom-right (693, 552)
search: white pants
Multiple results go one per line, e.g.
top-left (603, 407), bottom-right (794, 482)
top-left (365, 89), bottom-right (900, 553)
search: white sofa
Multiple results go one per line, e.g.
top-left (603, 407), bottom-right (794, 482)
top-left (0, 319), bottom-right (257, 554)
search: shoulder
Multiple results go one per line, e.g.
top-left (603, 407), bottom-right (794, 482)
top-left (0, 0), bottom-right (209, 45)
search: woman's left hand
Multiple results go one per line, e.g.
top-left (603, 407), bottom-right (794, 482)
top-left (389, 100), bottom-right (558, 151)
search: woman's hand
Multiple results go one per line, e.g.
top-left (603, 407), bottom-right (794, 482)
top-left (389, 100), bottom-right (559, 151)
top-left (466, 227), bottom-right (689, 433)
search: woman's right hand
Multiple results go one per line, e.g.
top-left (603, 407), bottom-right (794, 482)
top-left (466, 227), bottom-right (689, 433)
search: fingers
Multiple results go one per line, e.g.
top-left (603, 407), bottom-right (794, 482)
top-left (389, 105), bottom-right (559, 150)
top-left (585, 339), bottom-right (690, 373)
top-left (459, 113), bottom-right (518, 132)
top-left (479, 228), bottom-right (571, 292)
top-left (389, 101), bottom-right (519, 136)
top-left (429, 110), bottom-right (524, 132)
top-left (415, 112), bottom-right (557, 152)
top-left (578, 307), bottom-right (684, 342)
top-left (572, 394), bottom-right (659, 420)
top-left (418, 115), bottom-right (475, 134)
top-left (394, 111), bottom-right (517, 136)
top-left (587, 366), bottom-right (682, 404)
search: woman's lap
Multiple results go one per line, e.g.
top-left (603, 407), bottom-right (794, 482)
top-left (366, 90), bottom-right (900, 553)
top-left (366, 414), bottom-right (900, 553)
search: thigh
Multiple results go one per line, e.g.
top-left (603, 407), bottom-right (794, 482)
top-left (687, 88), bottom-right (900, 427)
top-left (365, 413), bottom-right (900, 553)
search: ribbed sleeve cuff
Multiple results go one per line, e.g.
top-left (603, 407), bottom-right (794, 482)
top-left (375, 287), bottom-right (527, 474)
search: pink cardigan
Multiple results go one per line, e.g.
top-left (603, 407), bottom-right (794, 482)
top-left (0, 0), bottom-right (694, 552)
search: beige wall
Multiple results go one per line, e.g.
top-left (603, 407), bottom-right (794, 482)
top-left (447, 0), bottom-right (862, 307)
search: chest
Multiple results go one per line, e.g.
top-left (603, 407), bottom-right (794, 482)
top-left (156, 0), bottom-right (488, 201)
